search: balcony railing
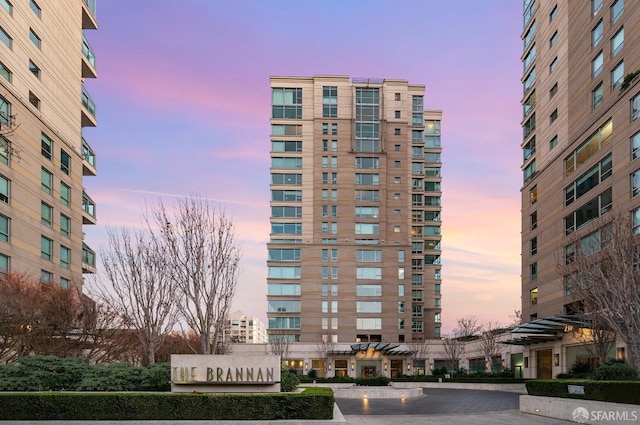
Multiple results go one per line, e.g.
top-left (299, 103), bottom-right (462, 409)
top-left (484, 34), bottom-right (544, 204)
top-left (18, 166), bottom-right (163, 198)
top-left (81, 85), bottom-right (97, 127)
top-left (82, 190), bottom-right (96, 224)
top-left (82, 137), bottom-right (97, 176)
top-left (82, 242), bottom-right (96, 273)
top-left (82, 36), bottom-right (96, 68)
top-left (82, 0), bottom-right (98, 29)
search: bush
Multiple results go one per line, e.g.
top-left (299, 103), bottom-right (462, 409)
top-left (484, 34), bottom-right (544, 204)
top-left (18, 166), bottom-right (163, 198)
top-left (280, 370), bottom-right (300, 392)
top-left (526, 379), bottom-right (640, 404)
top-left (593, 361), bottom-right (637, 381)
top-left (307, 369), bottom-right (318, 380)
top-left (0, 389), bottom-right (335, 421)
top-left (354, 376), bottom-right (390, 386)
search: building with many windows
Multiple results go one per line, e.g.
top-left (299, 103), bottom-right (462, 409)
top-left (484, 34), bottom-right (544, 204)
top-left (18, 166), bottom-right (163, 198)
top-left (267, 75), bottom-right (443, 347)
top-left (223, 310), bottom-right (268, 344)
top-left (0, 0), bottom-right (98, 292)
top-left (517, 0), bottom-right (636, 378)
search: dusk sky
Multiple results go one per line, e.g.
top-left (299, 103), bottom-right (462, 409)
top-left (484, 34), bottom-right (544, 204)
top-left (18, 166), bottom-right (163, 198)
top-left (83, 0), bottom-right (524, 334)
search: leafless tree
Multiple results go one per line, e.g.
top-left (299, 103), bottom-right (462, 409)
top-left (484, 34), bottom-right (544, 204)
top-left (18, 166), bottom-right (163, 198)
top-left (316, 336), bottom-right (336, 377)
top-left (153, 196), bottom-right (241, 355)
top-left (560, 213), bottom-right (640, 374)
top-left (455, 316), bottom-right (482, 340)
top-left (508, 310), bottom-right (522, 328)
top-left (478, 322), bottom-right (503, 373)
top-left (269, 333), bottom-right (291, 360)
top-left (441, 336), bottom-right (464, 373)
top-left (406, 340), bottom-right (430, 375)
top-left (92, 226), bottom-right (179, 365)
top-left (568, 314), bottom-right (617, 367)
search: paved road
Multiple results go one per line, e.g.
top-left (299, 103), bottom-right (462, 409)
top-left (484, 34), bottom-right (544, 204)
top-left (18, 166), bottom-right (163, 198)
top-left (337, 388), bottom-right (571, 424)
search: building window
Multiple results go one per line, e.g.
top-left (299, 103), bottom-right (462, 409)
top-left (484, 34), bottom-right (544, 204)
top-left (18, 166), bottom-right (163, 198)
top-left (0, 61), bottom-right (11, 82)
top-left (28, 91), bottom-right (40, 109)
top-left (530, 288), bottom-right (538, 306)
top-left (60, 214), bottom-right (70, 238)
top-left (331, 123), bottom-right (337, 135)
top-left (611, 0), bottom-right (623, 24)
top-left (550, 31), bottom-right (558, 48)
top-left (60, 182), bottom-right (70, 206)
top-left (530, 211), bottom-right (537, 230)
top-left (41, 202), bottom-right (52, 227)
top-left (523, 43), bottom-right (536, 71)
top-left (60, 277), bottom-right (70, 290)
top-left (611, 28), bottom-right (624, 57)
top-left (530, 262), bottom-right (538, 281)
top-left (549, 135), bottom-right (558, 149)
top-left (394, 128), bottom-right (401, 135)
top-left (41, 236), bottom-right (52, 261)
top-left (0, 253), bottom-right (8, 277)
top-left (592, 20), bottom-right (603, 47)
top-left (271, 88), bottom-right (302, 119)
top-left (322, 123), bottom-right (328, 135)
top-left (60, 245), bottom-right (70, 269)
top-left (40, 270), bottom-right (52, 284)
top-left (0, 213), bottom-right (9, 242)
top-left (41, 133), bottom-right (52, 160)
top-left (593, 0), bottom-right (603, 15)
top-left (41, 168), bottom-right (53, 194)
top-left (28, 59), bottom-right (41, 79)
top-left (612, 62), bottom-right (624, 89)
top-left (592, 83), bottom-right (604, 109)
top-left (632, 169), bottom-right (640, 197)
top-left (550, 82), bottom-right (558, 98)
top-left (592, 51), bottom-right (604, 78)
top-left (530, 237), bottom-right (538, 256)
top-left (634, 207), bottom-right (640, 234)
top-left (29, 28), bottom-right (41, 49)
top-left (0, 26), bottom-right (11, 49)
top-left (524, 159), bottom-right (536, 183)
top-left (633, 131), bottom-right (640, 160)
top-left (549, 109), bottom-right (558, 124)
top-left (1, 0), bottom-right (12, 14)
top-left (322, 86), bottom-right (337, 118)
top-left (0, 136), bottom-right (8, 165)
top-left (0, 174), bottom-right (8, 203)
top-left (549, 57), bottom-right (558, 73)
top-left (29, 0), bottom-right (40, 17)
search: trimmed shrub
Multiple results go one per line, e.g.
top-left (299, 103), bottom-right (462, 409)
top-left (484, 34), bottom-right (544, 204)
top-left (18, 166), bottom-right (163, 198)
top-left (280, 370), bottom-right (300, 392)
top-left (354, 376), bottom-right (390, 386)
top-left (307, 369), bottom-right (318, 380)
top-left (526, 380), bottom-right (640, 405)
top-left (0, 389), bottom-right (335, 421)
top-left (592, 361), bottom-right (637, 381)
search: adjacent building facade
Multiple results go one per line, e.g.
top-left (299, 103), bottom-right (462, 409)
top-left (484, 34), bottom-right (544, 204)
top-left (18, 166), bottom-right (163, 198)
top-left (267, 75), bottom-right (443, 345)
top-left (224, 310), bottom-right (269, 344)
top-left (518, 0), bottom-right (636, 377)
top-left (0, 0), bottom-right (98, 291)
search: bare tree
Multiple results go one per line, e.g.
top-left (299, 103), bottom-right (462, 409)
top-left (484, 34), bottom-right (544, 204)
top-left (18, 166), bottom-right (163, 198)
top-left (478, 322), bottom-right (503, 373)
top-left (269, 333), bottom-right (291, 360)
top-left (508, 310), bottom-right (522, 328)
top-left (93, 226), bottom-right (178, 365)
top-left (441, 336), bottom-right (464, 373)
top-left (455, 316), bottom-right (482, 340)
top-left (560, 214), bottom-right (640, 373)
top-left (406, 340), bottom-right (430, 375)
top-left (316, 336), bottom-right (336, 377)
top-left (153, 196), bottom-right (241, 355)
top-left (568, 314), bottom-right (617, 367)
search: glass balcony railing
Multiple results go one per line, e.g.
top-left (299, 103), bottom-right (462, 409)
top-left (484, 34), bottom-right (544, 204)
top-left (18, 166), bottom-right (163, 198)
top-left (82, 242), bottom-right (96, 267)
top-left (82, 85), bottom-right (96, 117)
top-left (82, 191), bottom-right (96, 217)
top-left (83, 0), bottom-right (96, 18)
top-left (82, 137), bottom-right (95, 167)
top-left (82, 36), bottom-right (96, 68)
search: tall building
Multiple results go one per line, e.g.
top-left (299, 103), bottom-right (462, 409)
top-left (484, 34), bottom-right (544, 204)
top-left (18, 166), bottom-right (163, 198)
top-left (518, 0), bottom-right (637, 376)
top-left (0, 1), bottom-right (98, 291)
top-left (267, 75), bottom-right (443, 344)
top-left (224, 311), bottom-right (268, 344)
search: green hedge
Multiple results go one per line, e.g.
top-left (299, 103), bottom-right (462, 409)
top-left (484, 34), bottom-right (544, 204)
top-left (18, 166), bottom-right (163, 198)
top-left (526, 380), bottom-right (640, 405)
top-left (0, 388), bottom-right (334, 421)
top-left (392, 376), bottom-right (527, 383)
top-left (355, 376), bottom-right (390, 386)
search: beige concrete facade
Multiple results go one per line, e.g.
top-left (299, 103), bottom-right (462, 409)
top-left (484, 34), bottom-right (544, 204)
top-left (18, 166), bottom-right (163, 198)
top-left (519, 1), bottom-right (637, 377)
top-left (224, 310), bottom-right (269, 344)
top-left (0, 1), bottom-right (98, 291)
top-left (267, 76), bottom-right (442, 344)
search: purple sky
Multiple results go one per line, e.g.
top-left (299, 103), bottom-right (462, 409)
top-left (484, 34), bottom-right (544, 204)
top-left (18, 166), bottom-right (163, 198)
top-left (83, 0), bottom-right (524, 334)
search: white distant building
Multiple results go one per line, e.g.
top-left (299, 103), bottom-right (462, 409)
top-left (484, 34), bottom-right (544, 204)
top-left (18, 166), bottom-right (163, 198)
top-left (225, 311), bottom-right (268, 344)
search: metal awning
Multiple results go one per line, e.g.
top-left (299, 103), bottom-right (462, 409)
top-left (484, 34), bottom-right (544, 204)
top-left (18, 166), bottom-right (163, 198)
top-left (329, 342), bottom-right (415, 356)
top-left (501, 315), bottom-right (589, 345)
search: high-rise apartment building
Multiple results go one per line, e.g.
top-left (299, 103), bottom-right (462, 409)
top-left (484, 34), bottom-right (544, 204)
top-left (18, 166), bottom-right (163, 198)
top-left (224, 310), bottom-right (268, 344)
top-left (0, 0), bottom-right (98, 292)
top-left (518, 0), bottom-right (637, 375)
top-left (267, 75), bottom-right (442, 344)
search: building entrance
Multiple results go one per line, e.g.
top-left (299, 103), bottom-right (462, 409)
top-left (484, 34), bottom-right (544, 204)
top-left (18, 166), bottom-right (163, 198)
top-left (361, 365), bottom-right (377, 377)
top-left (537, 349), bottom-right (552, 379)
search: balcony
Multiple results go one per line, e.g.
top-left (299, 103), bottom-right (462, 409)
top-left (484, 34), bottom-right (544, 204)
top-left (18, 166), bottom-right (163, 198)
top-left (82, 137), bottom-right (97, 176)
top-left (81, 36), bottom-right (97, 78)
top-left (82, 0), bottom-right (98, 30)
top-left (81, 85), bottom-right (97, 127)
top-left (82, 242), bottom-right (96, 274)
top-left (82, 190), bottom-right (96, 224)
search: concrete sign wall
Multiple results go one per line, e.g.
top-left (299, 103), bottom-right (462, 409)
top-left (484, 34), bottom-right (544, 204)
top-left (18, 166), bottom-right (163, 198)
top-left (171, 354), bottom-right (281, 393)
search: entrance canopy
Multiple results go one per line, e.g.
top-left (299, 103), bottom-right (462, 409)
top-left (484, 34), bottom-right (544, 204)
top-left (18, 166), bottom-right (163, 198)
top-left (329, 342), bottom-right (415, 356)
top-left (501, 315), bottom-right (589, 346)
